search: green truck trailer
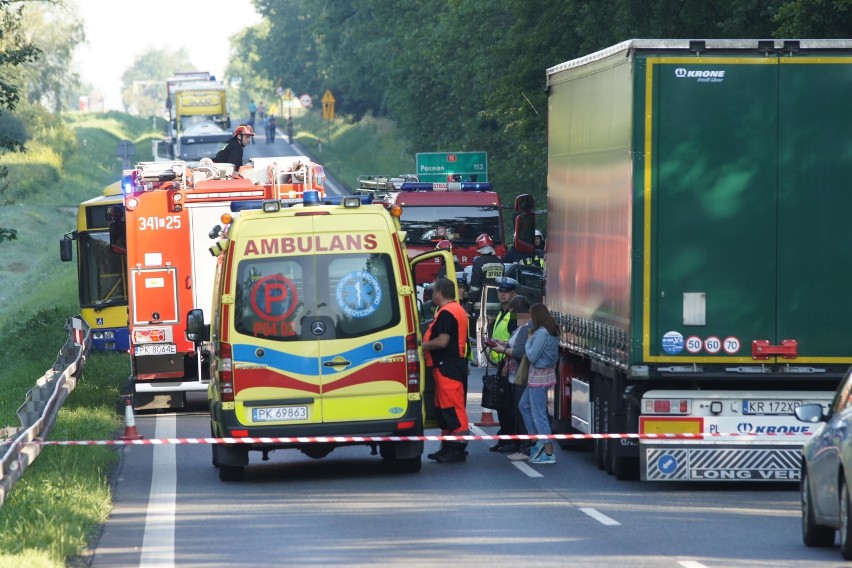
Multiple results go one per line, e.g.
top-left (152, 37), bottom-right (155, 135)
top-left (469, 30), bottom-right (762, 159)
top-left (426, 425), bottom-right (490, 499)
top-left (545, 39), bottom-right (852, 481)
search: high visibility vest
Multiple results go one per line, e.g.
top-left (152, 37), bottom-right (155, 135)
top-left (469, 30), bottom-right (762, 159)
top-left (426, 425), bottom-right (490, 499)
top-left (424, 301), bottom-right (469, 365)
top-left (488, 309), bottom-right (513, 365)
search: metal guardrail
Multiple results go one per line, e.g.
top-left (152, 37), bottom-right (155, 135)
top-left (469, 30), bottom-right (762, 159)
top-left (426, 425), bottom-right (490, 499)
top-left (0, 316), bottom-right (89, 506)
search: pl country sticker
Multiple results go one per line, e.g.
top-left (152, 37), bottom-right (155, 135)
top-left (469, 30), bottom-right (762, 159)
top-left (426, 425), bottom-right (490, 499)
top-left (336, 271), bottom-right (383, 318)
top-left (661, 331), bottom-right (684, 355)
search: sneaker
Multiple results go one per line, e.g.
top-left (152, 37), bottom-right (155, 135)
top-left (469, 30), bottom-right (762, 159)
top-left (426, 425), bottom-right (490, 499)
top-left (507, 452), bottom-right (529, 461)
top-left (530, 452), bottom-right (556, 465)
top-left (529, 442), bottom-right (544, 462)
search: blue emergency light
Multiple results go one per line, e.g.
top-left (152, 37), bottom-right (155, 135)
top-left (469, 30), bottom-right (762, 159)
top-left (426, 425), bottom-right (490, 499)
top-left (399, 182), bottom-right (492, 192)
top-left (230, 193), bottom-right (373, 213)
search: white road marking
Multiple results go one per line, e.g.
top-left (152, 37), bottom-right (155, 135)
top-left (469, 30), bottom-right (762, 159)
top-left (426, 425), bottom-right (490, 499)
top-left (470, 424), bottom-right (543, 477)
top-left (140, 414), bottom-right (176, 567)
top-left (678, 562), bottom-right (709, 568)
top-left (579, 507), bottom-right (621, 526)
top-left (512, 461), bottom-right (543, 477)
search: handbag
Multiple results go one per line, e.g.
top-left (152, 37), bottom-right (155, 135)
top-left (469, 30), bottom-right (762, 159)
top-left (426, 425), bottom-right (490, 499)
top-left (515, 355), bottom-right (530, 387)
top-left (481, 373), bottom-right (512, 410)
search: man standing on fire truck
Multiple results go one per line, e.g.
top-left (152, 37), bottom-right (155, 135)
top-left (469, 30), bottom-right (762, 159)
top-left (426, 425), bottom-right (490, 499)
top-left (422, 278), bottom-right (470, 463)
top-left (215, 124), bottom-right (255, 170)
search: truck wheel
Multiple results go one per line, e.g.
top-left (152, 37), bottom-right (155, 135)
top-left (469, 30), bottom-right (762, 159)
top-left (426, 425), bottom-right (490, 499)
top-left (219, 465), bottom-right (244, 482)
top-left (613, 455), bottom-right (639, 481)
top-left (394, 456), bottom-right (422, 473)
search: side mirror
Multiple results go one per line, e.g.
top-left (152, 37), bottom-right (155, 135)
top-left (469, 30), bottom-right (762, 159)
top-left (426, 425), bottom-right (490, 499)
top-left (186, 309), bottom-right (209, 343)
top-left (59, 237), bottom-right (73, 262)
top-left (513, 212), bottom-right (536, 253)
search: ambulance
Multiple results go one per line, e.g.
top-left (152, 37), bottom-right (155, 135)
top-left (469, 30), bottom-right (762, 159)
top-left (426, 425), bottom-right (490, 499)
top-left (187, 192), bottom-right (455, 481)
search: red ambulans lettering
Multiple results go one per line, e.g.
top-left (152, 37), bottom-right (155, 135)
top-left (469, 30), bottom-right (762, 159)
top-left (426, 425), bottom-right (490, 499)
top-left (244, 234), bottom-right (378, 256)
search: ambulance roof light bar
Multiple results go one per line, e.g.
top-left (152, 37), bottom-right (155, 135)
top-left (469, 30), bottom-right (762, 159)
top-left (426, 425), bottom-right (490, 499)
top-left (399, 181), bottom-right (492, 192)
top-left (229, 194), bottom-right (373, 213)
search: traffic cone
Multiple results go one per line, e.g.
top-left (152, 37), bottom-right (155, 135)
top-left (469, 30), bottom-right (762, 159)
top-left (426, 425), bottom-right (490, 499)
top-left (475, 409), bottom-right (498, 427)
top-left (121, 399), bottom-right (144, 440)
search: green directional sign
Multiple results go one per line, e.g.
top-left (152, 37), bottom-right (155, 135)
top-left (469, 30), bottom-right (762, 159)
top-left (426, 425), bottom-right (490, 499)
top-left (416, 151), bottom-right (487, 183)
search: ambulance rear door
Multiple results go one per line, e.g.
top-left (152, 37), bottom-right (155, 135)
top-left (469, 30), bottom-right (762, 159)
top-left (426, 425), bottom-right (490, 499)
top-left (309, 213), bottom-right (411, 424)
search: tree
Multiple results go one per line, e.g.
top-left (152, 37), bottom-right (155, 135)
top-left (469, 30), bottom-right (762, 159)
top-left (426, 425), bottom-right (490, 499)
top-left (120, 47), bottom-right (194, 116)
top-left (0, 0), bottom-right (43, 245)
top-left (18, 2), bottom-right (85, 112)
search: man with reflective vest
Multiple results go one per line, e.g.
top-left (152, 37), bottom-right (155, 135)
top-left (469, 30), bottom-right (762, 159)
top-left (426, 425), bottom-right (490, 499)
top-left (487, 276), bottom-right (519, 367)
top-left (422, 277), bottom-right (470, 463)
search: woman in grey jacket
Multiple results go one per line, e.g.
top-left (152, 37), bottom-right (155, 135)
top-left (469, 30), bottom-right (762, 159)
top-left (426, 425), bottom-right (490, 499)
top-left (519, 303), bottom-right (559, 464)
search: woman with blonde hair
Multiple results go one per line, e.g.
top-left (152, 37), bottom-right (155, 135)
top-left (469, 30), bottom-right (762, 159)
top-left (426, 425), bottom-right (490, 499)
top-left (519, 303), bottom-right (559, 464)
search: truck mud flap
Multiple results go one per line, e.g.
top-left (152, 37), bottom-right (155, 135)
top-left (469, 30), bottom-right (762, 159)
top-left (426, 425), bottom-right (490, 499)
top-left (641, 445), bottom-right (801, 482)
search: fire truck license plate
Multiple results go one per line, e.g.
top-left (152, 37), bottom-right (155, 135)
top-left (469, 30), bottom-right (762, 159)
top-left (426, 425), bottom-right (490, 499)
top-left (252, 406), bottom-right (308, 422)
top-left (742, 400), bottom-right (801, 415)
top-left (134, 343), bottom-right (177, 356)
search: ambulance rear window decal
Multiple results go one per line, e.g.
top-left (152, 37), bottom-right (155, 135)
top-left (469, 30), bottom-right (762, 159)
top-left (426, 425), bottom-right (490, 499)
top-left (336, 271), bottom-right (382, 318)
top-left (250, 274), bottom-right (298, 321)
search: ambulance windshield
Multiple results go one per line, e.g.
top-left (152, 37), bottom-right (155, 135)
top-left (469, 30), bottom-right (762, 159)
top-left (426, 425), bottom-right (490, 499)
top-left (398, 206), bottom-right (502, 246)
top-left (233, 253), bottom-right (400, 341)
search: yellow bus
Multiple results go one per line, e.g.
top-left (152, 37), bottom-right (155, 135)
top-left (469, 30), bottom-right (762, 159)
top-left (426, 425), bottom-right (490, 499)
top-left (60, 182), bottom-right (128, 352)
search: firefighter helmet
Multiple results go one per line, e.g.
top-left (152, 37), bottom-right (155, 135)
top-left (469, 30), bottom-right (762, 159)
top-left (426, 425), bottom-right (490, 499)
top-left (234, 124), bottom-right (255, 137)
top-left (476, 233), bottom-right (494, 249)
top-left (435, 240), bottom-right (453, 251)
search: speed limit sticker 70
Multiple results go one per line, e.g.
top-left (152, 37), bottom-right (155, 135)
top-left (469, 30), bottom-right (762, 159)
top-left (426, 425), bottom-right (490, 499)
top-left (723, 336), bottom-right (741, 354)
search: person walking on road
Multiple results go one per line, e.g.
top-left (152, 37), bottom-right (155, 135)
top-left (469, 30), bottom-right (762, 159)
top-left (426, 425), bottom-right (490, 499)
top-left (518, 303), bottom-right (559, 464)
top-left (248, 100), bottom-right (257, 123)
top-left (422, 278), bottom-right (470, 463)
top-left (268, 114), bottom-right (277, 143)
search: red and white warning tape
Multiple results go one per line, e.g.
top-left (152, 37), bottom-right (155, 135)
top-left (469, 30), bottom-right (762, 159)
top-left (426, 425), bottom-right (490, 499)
top-left (35, 432), bottom-right (812, 446)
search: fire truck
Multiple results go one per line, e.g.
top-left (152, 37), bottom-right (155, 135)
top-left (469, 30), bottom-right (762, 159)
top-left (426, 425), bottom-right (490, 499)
top-left (111, 156), bottom-right (326, 410)
top-left (355, 175), bottom-right (507, 282)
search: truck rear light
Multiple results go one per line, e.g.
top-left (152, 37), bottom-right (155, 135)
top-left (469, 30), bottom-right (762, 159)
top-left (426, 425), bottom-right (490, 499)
top-left (218, 342), bottom-right (234, 402)
top-left (642, 398), bottom-right (691, 415)
top-left (406, 333), bottom-right (420, 393)
top-left (396, 420), bottom-right (416, 431)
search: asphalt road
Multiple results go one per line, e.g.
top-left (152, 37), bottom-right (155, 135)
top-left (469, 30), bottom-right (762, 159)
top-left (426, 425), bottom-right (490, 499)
top-left (83, 362), bottom-right (849, 568)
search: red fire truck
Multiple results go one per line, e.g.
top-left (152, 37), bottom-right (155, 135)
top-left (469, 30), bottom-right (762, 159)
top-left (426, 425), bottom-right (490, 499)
top-left (356, 176), bottom-right (507, 282)
top-left (111, 156), bottom-right (325, 410)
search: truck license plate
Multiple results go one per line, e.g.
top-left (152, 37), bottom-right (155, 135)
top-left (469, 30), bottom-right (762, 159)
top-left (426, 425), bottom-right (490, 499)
top-left (134, 343), bottom-right (177, 356)
top-left (252, 406), bottom-right (308, 422)
top-left (742, 400), bottom-right (801, 415)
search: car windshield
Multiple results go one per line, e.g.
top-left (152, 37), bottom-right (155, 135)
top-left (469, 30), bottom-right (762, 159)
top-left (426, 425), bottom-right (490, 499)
top-left (399, 206), bottom-right (502, 246)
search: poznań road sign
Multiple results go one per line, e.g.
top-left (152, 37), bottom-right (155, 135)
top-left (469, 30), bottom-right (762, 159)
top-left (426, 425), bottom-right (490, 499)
top-left (416, 151), bottom-right (487, 183)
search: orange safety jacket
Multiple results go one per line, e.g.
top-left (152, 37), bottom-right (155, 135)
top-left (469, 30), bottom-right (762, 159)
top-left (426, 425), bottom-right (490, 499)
top-left (424, 301), bottom-right (469, 368)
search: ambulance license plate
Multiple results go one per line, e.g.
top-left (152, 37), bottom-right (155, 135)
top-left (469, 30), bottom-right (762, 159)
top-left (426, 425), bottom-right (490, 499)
top-left (134, 343), bottom-right (177, 356)
top-left (252, 406), bottom-right (308, 422)
top-left (742, 400), bottom-right (801, 415)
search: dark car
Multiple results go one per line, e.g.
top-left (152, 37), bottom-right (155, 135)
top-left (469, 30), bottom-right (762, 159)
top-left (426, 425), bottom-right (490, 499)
top-left (795, 368), bottom-right (852, 559)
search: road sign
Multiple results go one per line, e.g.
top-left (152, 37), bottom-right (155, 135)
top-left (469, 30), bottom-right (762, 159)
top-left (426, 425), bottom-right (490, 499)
top-left (415, 151), bottom-right (487, 182)
top-left (322, 90), bottom-right (335, 120)
top-left (300, 94), bottom-right (312, 108)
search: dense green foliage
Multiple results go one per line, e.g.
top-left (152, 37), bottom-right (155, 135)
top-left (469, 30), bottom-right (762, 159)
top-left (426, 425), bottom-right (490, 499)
top-left (231, 0), bottom-right (852, 214)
